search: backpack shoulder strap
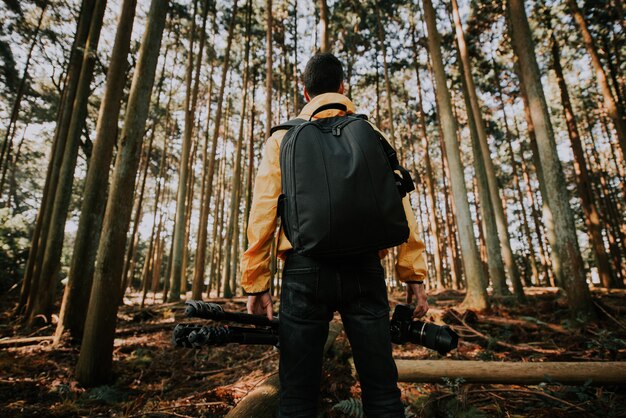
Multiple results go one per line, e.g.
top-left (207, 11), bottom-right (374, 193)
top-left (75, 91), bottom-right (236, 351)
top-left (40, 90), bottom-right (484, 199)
top-left (375, 128), bottom-right (416, 197)
top-left (270, 118), bottom-right (308, 135)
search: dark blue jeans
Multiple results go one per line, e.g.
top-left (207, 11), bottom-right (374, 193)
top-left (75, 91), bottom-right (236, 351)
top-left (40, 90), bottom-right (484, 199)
top-left (278, 251), bottom-right (405, 418)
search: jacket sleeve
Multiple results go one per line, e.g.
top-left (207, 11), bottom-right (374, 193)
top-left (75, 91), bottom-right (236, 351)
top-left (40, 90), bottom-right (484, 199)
top-left (395, 195), bottom-right (428, 283)
top-left (240, 136), bottom-right (281, 294)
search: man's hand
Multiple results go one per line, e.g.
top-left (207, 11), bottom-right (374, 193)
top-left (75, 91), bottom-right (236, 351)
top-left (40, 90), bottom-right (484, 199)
top-left (406, 282), bottom-right (429, 318)
top-left (247, 291), bottom-right (274, 320)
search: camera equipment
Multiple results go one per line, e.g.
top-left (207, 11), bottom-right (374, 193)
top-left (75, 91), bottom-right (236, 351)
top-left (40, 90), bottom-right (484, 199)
top-left (390, 304), bottom-right (458, 355)
top-left (173, 301), bottom-right (458, 355)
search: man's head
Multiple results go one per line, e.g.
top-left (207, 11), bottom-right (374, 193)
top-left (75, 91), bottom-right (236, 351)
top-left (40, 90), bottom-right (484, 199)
top-left (302, 53), bottom-right (345, 102)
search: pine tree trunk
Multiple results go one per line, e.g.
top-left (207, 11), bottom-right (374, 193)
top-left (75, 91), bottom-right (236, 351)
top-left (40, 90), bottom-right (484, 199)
top-left (189, 0), bottom-right (238, 299)
top-left (75, 0), bottom-right (168, 386)
top-left (549, 30), bottom-right (618, 288)
top-left (120, 100), bottom-right (160, 298)
top-left (508, 0), bottom-right (595, 318)
top-left (181, 133), bottom-right (199, 295)
top-left (318, 0), bottom-right (329, 52)
top-left (243, 74), bottom-right (257, 252)
top-left (265, 0), bottom-right (273, 139)
top-left (422, 0), bottom-right (488, 309)
top-left (374, 0), bottom-right (396, 147)
top-left (454, 40), bottom-right (510, 298)
top-left (451, 0), bottom-right (524, 299)
top-left (167, 0), bottom-right (201, 301)
top-left (19, 0), bottom-right (97, 314)
top-left (54, 0), bottom-right (138, 342)
top-left (226, 0), bottom-right (252, 295)
top-left (506, 116), bottom-right (540, 285)
top-left (409, 33), bottom-right (443, 287)
top-left (27, 0), bottom-right (108, 325)
top-left (208, 156), bottom-right (227, 296)
top-left (566, 0), bottom-right (626, 158)
top-left (292, 2), bottom-right (299, 113)
top-left (191, 25), bottom-right (217, 298)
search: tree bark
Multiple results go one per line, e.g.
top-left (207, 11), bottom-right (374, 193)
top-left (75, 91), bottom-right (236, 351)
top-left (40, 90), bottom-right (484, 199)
top-left (191, 33), bottom-right (218, 297)
top-left (318, 0), bottom-right (329, 52)
top-left (548, 28), bottom-right (618, 288)
top-left (422, 0), bottom-right (488, 308)
top-left (27, 0), bottom-right (108, 325)
top-left (451, 0), bottom-right (524, 300)
top-left (167, 0), bottom-right (201, 301)
top-left (454, 39), bottom-right (510, 298)
top-left (188, 0), bottom-right (238, 300)
top-left (19, 0), bottom-right (98, 315)
top-left (508, 0), bottom-right (595, 318)
top-left (265, 0), bottom-right (273, 139)
top-left (54, 0), bottom-right (138, 342)
top-left (75, 0), bottom-right (168, 386)
top-left (396, 360), bottom-right (626, 385)
top-left (243, 72), bottom-right (257, 252)
top-left (374, 0), bottom-right (396, 147)
top-left (566, 0), bottom-right (626, 159)
top-left (409, 27), bottom-right (444, 288)
top-left (226, 0), bottom-right (252, 295)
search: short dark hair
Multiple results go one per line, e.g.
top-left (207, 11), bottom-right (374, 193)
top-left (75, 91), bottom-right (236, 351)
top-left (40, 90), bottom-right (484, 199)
top-left (303, 53), bottom-right (344, 97)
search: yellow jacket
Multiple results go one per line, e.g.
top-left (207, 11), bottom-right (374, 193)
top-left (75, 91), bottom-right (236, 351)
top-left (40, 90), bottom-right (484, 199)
top-left (240, 93), bottom-right (428, 294)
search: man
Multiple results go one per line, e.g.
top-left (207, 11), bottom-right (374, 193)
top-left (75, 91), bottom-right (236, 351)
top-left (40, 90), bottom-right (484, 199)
top-left (241, 53), bottom-right (429, 418)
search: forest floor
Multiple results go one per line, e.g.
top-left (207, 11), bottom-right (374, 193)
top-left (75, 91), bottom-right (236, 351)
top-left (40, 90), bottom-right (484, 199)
top-left (0, 287), bottom-right (625, 417)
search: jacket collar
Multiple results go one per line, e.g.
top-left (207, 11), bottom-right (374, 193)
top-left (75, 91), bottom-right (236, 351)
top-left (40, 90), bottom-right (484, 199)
top-left (297, 93), bottom-right (356, 120)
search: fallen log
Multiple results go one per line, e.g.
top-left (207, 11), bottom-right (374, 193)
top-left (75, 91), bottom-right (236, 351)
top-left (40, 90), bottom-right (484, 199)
top-left (225, 322), bottom-right (343, 418)
top-left (0, 336), bottom-right (53, 347)
top-left (396, 360), bottom-right (626, 385)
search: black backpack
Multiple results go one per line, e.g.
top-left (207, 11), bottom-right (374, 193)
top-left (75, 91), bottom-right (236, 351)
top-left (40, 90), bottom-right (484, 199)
top-left (272, 103), bottom-right (415, 257)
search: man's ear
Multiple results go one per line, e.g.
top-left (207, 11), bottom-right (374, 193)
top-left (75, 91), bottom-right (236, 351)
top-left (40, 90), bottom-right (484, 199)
top-left (303, 87), bottom-right (311, 103)
top-left (338, 81), bottom-right (345, 95)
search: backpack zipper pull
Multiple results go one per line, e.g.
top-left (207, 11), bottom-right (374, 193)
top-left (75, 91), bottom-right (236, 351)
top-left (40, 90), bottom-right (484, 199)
top-left (332, 126), bottom-right (341, 136)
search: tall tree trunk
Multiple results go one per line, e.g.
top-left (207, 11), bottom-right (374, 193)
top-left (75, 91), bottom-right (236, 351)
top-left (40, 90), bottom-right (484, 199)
top-left (454, 38), bottom-right (510, 299)
top-left (18, 0), bottom-right (96, 313)
top-left (318, 0), bottom-right (329, 52)
top-left (422, 0), bottom-right (488, 308)
top-left (374, 0), bottom-right (396, 147)
top-left (517, 75), bottom-right (555, 286)
top-left (27, 0), bottom-right (108, 325)
top-left (508, 0), bottom-right (595, 318)
top-left (566, 0), bottom-right (626, 158)
top-left (409, 26), bottom-right (444, 288)
top-left (292, 1), bottom-right (299, 113)
top-left (0, 1), bottom-right (49, 193)
top-left (167, 0), bottom-right (201, 301)
top-left (227, 0), bottom-right (252, 295)
top-left (188, 0), bottom-right (238, 300)
top-left (75, 0), bottom-right (168, 387)
top-left (265, 0), bottom-right (273, 139)
top-left (548, 29), bottom-right (618, 288)
top-left (191, 67), bottom-right (216, 299)
top-left (243, 73), bottom-right (257, 252)
top-left (504, 115), bottom-right (540, 286)
top-left (208, 155), bottom-right (226, 296)
top-left (181, 133), bottom-right (199, 295)
top-left (451, 0), bottom-right (523, 300)
top-left (54, 0), bottom-right (138, 342)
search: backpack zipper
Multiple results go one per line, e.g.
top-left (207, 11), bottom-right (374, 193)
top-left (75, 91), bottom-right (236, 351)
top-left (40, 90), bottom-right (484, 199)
top-left (331, 116), bottom-right (361, 136)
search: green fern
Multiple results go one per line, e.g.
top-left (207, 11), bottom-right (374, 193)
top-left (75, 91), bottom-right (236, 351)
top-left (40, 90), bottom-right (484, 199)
top-left (332, 398), bottom-right (364, 418)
